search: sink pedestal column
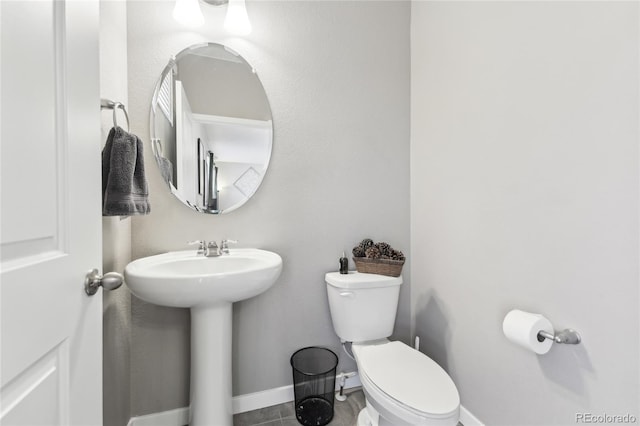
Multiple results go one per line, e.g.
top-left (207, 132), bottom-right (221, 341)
top-left (190, 303), bottom-right (233, 426)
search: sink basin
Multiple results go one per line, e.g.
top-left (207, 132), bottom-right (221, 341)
top-left (123, 248), bottom-right (283, 426)
top-left (124, 248), bottom-right (282, 307)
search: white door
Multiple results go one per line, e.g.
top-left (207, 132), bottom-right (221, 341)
top-left (0, 1), bottom-right (103, 425)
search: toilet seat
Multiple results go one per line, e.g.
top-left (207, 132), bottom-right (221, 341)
top-left (354, 341), bottom-right (460, 423)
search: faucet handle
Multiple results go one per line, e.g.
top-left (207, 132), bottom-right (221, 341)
top-left (188, 240), bottom-right (206, 254)
top-left (220, 239), bottom-right (237, 254)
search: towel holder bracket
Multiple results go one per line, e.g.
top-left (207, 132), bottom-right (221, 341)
top-left (101, 98), bottom-right (130, 132)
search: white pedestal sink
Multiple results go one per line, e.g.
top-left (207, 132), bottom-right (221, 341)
top-left (124, 249), bottom-right (282, 426)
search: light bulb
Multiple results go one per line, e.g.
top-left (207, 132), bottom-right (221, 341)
top-left (224, 0), bottom-right (252, 36)
top-left (173, 0), bottom-right (205, 28)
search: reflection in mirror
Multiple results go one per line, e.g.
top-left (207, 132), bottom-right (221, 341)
top-left (150, 43), bottom-right (273, 214)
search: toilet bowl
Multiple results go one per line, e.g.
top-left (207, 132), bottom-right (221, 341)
top-left (325, 272), bottom-right (460, 426)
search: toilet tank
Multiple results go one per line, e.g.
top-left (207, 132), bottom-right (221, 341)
top-left (325, 272), bottom-right (402, 343)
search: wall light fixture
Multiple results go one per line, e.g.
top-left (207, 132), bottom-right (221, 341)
top-left (173, 0), bottom-right (252, 35)
top-left (223, 0), bottom-right (252, 36)
top-left (173, 0), bottom-right (205, 28)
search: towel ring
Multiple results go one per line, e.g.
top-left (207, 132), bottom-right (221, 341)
top-left (101, 99), bottom-right (130, 132)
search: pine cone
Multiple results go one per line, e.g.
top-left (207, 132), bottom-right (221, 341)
top-left (365, 246), bottom-right (382, 259)
top-left (390, 249), bottom-right (405, 261)
top-left (375, 242), bottom-right (392, 256)
top-left (359, 238), bottom-right (374, 250)
top-left (352, 246), bottom-right (366, 258)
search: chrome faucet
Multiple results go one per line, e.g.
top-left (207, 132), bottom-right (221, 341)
top-left (188, 240), bottom-right (222, 257)
top-left (205, 241), bottom-right (220, 257)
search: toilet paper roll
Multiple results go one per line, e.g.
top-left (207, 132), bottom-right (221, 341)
top-left (502, 309), bottom-right (554, 354)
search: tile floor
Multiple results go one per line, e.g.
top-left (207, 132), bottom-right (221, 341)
top-left (233, 388), bottom-right (366, 426)
top-left (233, 388), bottom-right (464, 426)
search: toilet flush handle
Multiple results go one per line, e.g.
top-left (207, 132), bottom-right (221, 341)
top-left (339, 291), bottom-right (355, 298)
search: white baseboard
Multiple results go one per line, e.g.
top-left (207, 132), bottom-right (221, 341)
top-left (460, 404), bottom-right (485, 426)
top-left (233, 371), bottom-right (362, 414)
top-left (126, 374), bottom-right (486, 426)
top-left (232, 383), bottom-right (293, 414)
top-left (127, 407), bottom-right (189, 426)
top-left (126, 372), bottom-right (362, 425)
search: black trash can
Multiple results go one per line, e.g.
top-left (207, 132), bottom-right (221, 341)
top-left (290, 347), bottom-right (338, 426)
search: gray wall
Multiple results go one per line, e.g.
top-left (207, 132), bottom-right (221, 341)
top-left (410, 2), bottom-right (639, 425)
top-left (126, 0), bottom-right (410, 416)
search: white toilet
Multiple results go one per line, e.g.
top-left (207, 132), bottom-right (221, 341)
top-left (325, 271), bottom-right (460, 426)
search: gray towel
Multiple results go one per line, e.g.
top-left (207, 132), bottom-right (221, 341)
top-left (158, 156), bottom-right (174, 186)
top-left (102, 126), bottom-right (151, 216)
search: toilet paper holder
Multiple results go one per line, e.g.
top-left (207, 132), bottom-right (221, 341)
top-left (537, 329), bottom-right (581, 345)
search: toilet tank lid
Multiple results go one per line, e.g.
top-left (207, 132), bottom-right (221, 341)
top-left (325, 272), bottom-right (402, 289)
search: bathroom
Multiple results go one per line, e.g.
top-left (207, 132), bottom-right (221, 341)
top-left (1, 0), bottom-right (638, 425)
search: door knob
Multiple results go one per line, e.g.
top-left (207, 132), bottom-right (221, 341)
top-left (85, 268), bottom-right (123, 296)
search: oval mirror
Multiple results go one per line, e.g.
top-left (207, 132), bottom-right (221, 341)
top-left (150, 43), bottom-right (273, 214)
